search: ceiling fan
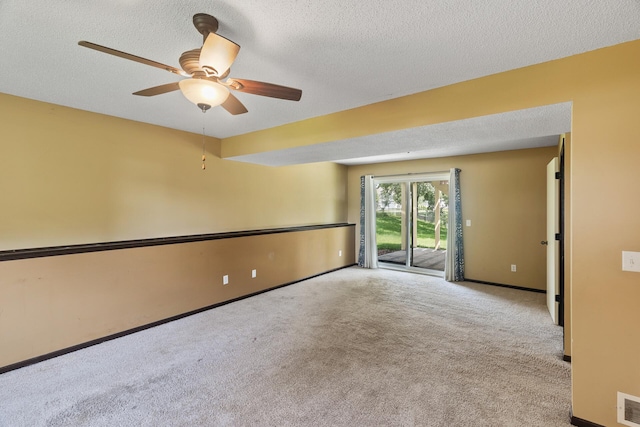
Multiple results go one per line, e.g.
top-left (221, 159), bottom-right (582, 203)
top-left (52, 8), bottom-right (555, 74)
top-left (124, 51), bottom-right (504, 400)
top-left (78, 13), bottom-right (302, 115)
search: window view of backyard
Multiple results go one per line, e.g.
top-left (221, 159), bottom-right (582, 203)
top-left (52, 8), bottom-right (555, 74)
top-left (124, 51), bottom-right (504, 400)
top-left (376, 211), bottom-right (448, 253)
top-left (376, 181), bottom-right (448, 271)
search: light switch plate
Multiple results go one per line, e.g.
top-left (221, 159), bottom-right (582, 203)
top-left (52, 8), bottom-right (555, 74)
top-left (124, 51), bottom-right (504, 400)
top-left (622, 251), bottom-right (640, 272)
top-left (223, 275), bottom-right (229, 285)
top-left (466, 220), bottom-right (471, 227)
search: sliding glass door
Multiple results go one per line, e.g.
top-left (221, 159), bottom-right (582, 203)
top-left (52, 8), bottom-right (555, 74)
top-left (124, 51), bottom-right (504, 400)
top-left (375, 182), bottom-right (410, 266)
top-left (374, 173), bottom-right (449, 276)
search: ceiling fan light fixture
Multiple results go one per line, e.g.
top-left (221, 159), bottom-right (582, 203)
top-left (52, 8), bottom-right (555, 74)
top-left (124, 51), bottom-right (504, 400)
top-left (199, 33), bottom-right (240, 77)
top-left (178, 78), bottom-right (229, 109)
top-left (78, 13), bottom-right (300, 117)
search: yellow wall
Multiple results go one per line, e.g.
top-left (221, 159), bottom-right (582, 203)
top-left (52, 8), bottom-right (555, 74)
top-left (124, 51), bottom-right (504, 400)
top-left (570, 75), bottom-right (640, 425)
top-left (0, 93), bottom-right (347, 251)
top-left (348, 147), bottom-right (556, 290)
top-left (223, 40), bottom-right (640, 426)
top-left (0, 226), bottom-right (355, 368)
top-left (0, 93), bottom-right (352, 371)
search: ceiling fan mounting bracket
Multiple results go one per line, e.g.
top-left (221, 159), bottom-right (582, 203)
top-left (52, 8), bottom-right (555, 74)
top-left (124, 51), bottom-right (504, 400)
top-left (193, 13), bottom-right (219, 42)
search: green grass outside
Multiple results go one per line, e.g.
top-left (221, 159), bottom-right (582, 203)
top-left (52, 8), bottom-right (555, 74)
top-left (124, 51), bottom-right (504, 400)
top-left (376, 212), bottom-right (447, 251)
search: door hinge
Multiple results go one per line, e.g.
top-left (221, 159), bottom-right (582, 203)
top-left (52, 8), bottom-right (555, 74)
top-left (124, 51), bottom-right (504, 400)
top-left (555, 233), bottom-right (562, 241)
top-left (555, 172), bottom-right (562, 180)
top-left (555, 294), bottom-right (561, 302)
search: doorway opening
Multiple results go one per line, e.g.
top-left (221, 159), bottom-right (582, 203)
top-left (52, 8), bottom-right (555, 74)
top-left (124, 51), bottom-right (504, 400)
top-left (374, 172), bottom-right (450, 277)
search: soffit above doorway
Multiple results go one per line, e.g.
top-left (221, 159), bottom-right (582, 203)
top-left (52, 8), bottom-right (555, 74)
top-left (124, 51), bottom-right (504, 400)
top-left (226, 102), bottom-right (572, 166)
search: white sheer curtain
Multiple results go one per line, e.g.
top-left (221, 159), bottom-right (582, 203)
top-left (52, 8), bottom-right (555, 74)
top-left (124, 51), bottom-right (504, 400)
top-left (445, 168), bottom-right (464, 281)
top-left (358, 175), bottom-right (378, 269)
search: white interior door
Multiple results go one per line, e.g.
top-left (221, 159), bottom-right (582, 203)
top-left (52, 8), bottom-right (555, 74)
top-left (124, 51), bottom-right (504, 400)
top-left (546, 157), bottom-right (560, 324)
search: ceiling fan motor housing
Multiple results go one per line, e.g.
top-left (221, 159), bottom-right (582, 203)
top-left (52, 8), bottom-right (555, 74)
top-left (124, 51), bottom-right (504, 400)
top-left (179, 49), bottom-right (202, 76)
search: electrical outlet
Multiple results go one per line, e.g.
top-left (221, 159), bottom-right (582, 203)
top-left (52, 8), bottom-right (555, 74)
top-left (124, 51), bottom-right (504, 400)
top-left (466, 220), bottom-right (471, 227)
top-left (511, 264), bottom-right (517, 272)
top-left (339, 250), bottom-right (342, 257)
top-left (251, 269), bottom-right (256, 278)
top-left (622, 251), bottom-right (640, 272)
top-left (222, 275), bottom-right (229, 285)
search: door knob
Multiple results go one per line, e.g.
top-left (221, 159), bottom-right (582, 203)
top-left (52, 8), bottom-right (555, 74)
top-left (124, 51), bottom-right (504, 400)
top-left (541, 241), bottom-right (548, 245)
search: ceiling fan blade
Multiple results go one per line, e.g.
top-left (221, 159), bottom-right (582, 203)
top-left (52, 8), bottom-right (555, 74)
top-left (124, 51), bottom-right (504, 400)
top-left (78, 41), bottom-right (188, 77)
top-left (199, 33), bottom-right (240, 77)
top-left (220, 92), bottom-right (248, 115)
top-left (132, 82), bottom-right (181, 97)
top-left (228, 79), bottom-right (302, 101)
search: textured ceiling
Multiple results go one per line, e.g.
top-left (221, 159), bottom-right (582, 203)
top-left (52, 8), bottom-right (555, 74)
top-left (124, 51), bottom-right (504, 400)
top-left (1, 1), bottom-right (639, 164)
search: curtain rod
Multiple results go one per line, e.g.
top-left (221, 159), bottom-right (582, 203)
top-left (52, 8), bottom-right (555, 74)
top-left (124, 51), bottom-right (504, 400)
top-left (371, 170), bottom-right (451, 180)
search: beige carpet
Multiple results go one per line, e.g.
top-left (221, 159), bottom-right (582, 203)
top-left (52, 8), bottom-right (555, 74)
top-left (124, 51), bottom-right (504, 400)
top-left (0, 267), bottom-right (571, 426)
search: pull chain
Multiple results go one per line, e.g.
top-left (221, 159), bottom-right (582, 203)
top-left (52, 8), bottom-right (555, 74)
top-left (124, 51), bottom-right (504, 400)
top-left (201, 106), bottom-right (206, 170)
top-left (201, 125), bottom-right (206, 170)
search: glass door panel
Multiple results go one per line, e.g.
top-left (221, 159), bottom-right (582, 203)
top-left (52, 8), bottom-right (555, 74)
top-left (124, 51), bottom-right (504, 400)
top-left (411, 181), bottom-right (449, 272)
top-left (375, 182), bottom-right (408, 266)
top-left (411, 180), bottom-right (448, 272)
top-left (374, 176), bottom-right (449, 276)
